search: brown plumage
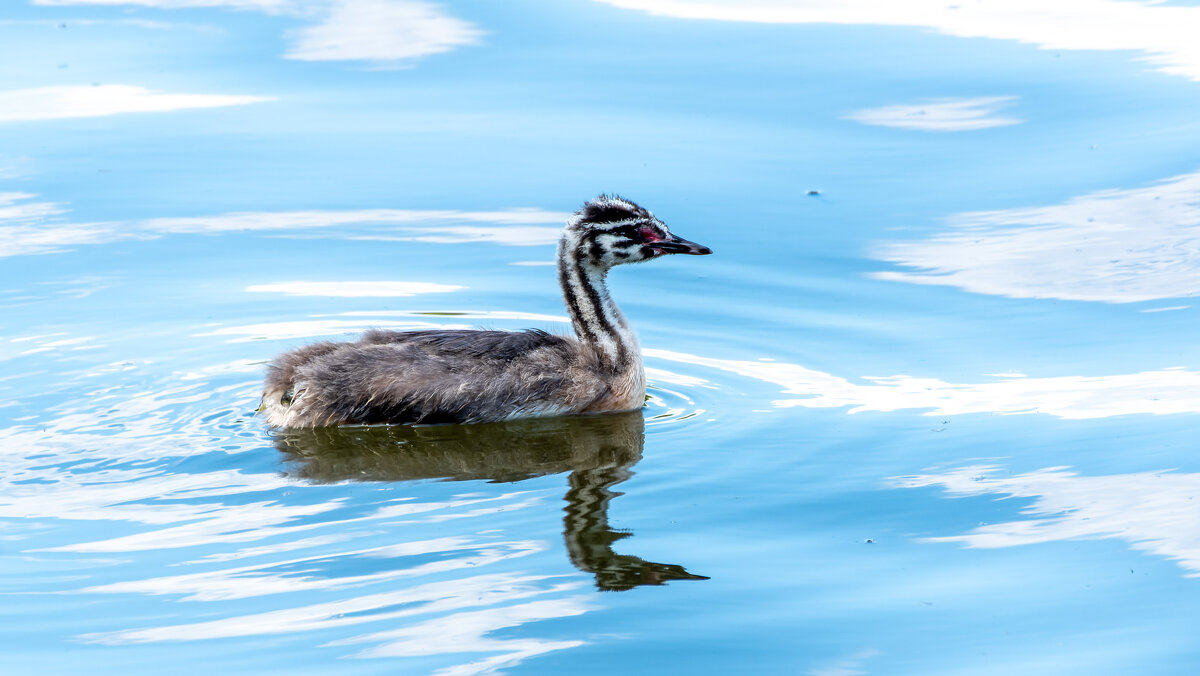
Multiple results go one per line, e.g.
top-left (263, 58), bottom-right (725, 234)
top-left (260, 195), bottom-right (711, 428)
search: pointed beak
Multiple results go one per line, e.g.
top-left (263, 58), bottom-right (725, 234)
top-left (655, 234), bottom-right (713, 255)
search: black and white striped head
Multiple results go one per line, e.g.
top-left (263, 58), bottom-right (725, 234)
top-left (562, 195), bottom-right (712, 269)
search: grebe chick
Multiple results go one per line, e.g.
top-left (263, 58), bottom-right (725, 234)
top-left (260, 195), bottom-right (712, 428)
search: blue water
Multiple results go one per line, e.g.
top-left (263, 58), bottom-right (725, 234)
top-left (4, 1), bottom-right (1200, 674)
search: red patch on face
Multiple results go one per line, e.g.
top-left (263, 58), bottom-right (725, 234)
top-left (639, 226), bottom-right (663, 243)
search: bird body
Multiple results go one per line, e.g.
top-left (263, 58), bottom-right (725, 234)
top-left (260, 196), bottom-right (710, 428)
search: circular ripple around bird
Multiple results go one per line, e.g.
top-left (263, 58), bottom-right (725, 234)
top-left (643, 381), bottom-right (707, 428)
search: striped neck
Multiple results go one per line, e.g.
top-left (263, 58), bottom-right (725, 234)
top-left (557, 235), bottom-right (640, 369)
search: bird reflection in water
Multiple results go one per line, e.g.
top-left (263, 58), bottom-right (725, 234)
top-left (274, 412), bottom-right (706, 591)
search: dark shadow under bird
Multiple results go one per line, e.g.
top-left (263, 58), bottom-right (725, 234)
top-left (260, 195), bottom-right (711, 428)
top-left (275, 412), bottom-right (708, 591)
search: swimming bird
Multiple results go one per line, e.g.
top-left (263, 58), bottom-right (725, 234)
top-left (260, 195), bottom-right (712, 428)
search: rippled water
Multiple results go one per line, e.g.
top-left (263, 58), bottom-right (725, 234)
top-left (4, 1), bottom-right (1200, 674)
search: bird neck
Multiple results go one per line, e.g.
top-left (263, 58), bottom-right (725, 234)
top-left (557, 243), bottom-right (641, 369)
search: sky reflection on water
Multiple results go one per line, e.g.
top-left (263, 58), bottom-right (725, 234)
top-left (0, 195), bottom-right (565, 258)
top-left (649, 348), bottom-right (1200, 419)
top-left (846, 96), bottom-right (1023, 132)
top-left (875, 171), bottom-right (1200, 303)
top-left (893, 464), bottom-right (1200, 577)
top-left (3, 0), bottom-right (1200, 674)
top-left (0, 366), bottom-right (603, 672)
top-left (596, 0), bottom-right (1200, 81)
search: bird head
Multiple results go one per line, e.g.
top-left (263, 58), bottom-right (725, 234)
top-left (561, 195), bottom-right (712, 269)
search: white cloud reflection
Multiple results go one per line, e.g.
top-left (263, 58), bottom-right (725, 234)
top-left (0, 426), bottom-right (311, 538)
top-left (0, 192), bottom-right (62, 218)
top-left (0, 85), bottom-right (271, 123)
top-left (647, 349), bottom-right (1200, 419)
top-left (83, 571), bottom-right (590, 672)
top-left (874, 171), bottom-right (1200, 303)
top-left (38, 0), bottom-right (484, 65)
top-left (84, 570), bottom-right (592, 676)
top-left (177, 358), bottom-right (264, 381)
top-left (594, 0), bottom-right (1200, 81)
top-left (0, 193), bottom-right (121, 257)
top-left (333, 598), bottom-right (591, 675)
top-left (286, 0), bottom-right (485, 64)
top-left (82, 534), bottom-right (546, 599)
top-left (0, 193), bottom-right (567, 258)
top-left (846, 96), bottom-right (1021, 132)
top-left (893, 464), bottom-right (1200, 576)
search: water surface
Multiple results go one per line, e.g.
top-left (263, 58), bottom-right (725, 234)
top-left (3, 1), bottom-right (1200, 674)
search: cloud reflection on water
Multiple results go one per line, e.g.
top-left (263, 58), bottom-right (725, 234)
top-left (875, 171), bottom-right (1200, 303)
top-left (648, 349), bottom-right (1200, 419)
top-left (0, 85), bottom-right (271, 123)
top-left (329, 597), bottom-right (592, 675)
top-left (81, 569), bottom-right (588, 642)
top-left (82, 535), bottom-right (547, 599)
top-left (35, 0), bottom-right (485, 65)
top-left (87, 572), bottom-right (595, 676)
top-left (285, 0), bottom-right (485, 65)
top-left (0, 194), bottom-right (566, 258)
top-left (846, 96), bottom-right (1021, 132)
top-left (594, 0), bottom-right (1200, 82)
top-left (893, 464), bottom-right (1200, 576)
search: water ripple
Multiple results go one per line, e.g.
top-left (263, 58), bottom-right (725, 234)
top-left (0, 350), bottom-right (705, 672)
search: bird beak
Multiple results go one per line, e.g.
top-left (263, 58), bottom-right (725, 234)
top-left (655, 234), bottom-right (713, 255)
